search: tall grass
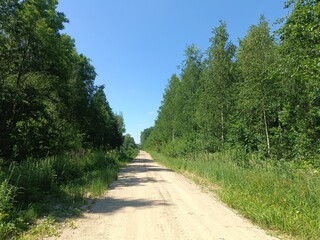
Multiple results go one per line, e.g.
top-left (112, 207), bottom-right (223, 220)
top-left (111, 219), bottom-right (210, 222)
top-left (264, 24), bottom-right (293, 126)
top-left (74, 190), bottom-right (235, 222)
top-left (150, 150), bottom-right (320, 240)
top-left (0, 149), bottom-right (136, 239)
top-left (0, 180), bottom-right (19, 239)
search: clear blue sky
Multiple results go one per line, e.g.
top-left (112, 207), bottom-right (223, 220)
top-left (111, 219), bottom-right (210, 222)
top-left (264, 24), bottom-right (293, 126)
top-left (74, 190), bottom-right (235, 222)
top-left (57, 0), bottom-right (289, 143)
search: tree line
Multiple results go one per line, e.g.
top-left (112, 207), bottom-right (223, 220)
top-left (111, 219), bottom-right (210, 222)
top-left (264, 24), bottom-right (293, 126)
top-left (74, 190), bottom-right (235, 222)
top-left (142, 0), bottom-right (320, 163)
top-left (0, 0), bottom-right (125, 163)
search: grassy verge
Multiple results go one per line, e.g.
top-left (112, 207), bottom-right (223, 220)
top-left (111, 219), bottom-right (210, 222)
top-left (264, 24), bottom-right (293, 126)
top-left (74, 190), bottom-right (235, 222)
top-left (149, 150), bottom-right (320, 240)
top-left (0, 149), bottom-right (137, 239)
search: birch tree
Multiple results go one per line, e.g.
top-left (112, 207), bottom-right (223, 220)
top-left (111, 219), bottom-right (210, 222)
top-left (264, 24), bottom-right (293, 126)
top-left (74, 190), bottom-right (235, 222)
top-left (236, 16), bottom-right (280, 155)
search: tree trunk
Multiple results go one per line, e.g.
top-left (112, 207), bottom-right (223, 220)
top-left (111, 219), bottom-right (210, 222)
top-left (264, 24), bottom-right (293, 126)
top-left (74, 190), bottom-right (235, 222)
top-left (263, 109), bottom-right (271, 155)
top-left (221, 109), bottom-right (224, 144)
top-left (16, 39), bottom-right (30, 86)
top-left (172, 128), bottom-right (175, 142)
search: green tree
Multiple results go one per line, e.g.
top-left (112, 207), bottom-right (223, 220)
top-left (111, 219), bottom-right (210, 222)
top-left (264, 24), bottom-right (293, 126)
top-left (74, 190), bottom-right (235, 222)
top-left (122, 134), bottom-right (137, 151)
top-left (87, 86), bottom-right (114, 148)
top-left (177, 45), bottom-right (202, 137)
top-left (0, 0), bottom-right (124, 161)
top-left (196, 21), bottom-right (236, 151)
top-left (149, 45), bottom-right (203, 155)
top-left (113, 113), bottom-right (125, 148)
top-left (156, 74), bottom-right (181, 144)
top-left (67, 54), bottom-right (97, 146)
top-left (0, 0), bottom-right (74, 160)
top-left (140, 127), bottom-right (154, 148)
top-left (277, 0), bottom-right (320, 158)
top-left (236, 16), bottom-right (280, 155)
top-left (143, 75), bottom-right (181, 152)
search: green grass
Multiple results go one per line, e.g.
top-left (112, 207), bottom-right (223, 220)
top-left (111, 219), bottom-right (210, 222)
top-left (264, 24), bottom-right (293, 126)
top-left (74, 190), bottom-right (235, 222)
top-left (18, 216), bottom-right (59, 240)
top-left (0, 148), bottom-right (137, 239)
top-left (150, 150), bottom-right (320, 240)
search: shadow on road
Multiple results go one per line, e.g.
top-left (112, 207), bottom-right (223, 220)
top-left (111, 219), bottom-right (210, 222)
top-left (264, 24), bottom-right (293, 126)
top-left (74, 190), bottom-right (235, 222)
top-left (85, 157), bottom-right (172, 214)
top-left (109, 175), bottom-right (165, 188)
top-left (109, 157), bottom-right (172, 188)
top-left (90, 197), bottom-right (170, 214)
top-left (124, 158), bottom-right (174, 173)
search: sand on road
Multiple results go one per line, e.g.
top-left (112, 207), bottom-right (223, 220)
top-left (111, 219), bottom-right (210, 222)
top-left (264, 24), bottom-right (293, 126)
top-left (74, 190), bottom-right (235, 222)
top-left (50, 151), bottom-right (277, 240)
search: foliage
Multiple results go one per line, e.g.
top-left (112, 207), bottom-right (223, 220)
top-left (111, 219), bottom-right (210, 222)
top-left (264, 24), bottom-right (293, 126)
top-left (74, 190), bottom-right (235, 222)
top-left (235, 16), bottom-right (280, 156)
top-left (143, 1), bottom-right (320, 164)
top-left (0, 149), bottom-right (133, 239)
top-left (0, 0), bottom-right (124, 162)
top-left (0, 181), bottom-right (19, 239)
top-left (0, 1), bottom-right (132, 238)
top-left (143, 45), bottom-right (202, 155)
top-left (152, 151), bottom-right (320, 239)
top-left (141, 2), bottom-right (320, 239)
top-left (9, 158), bottom-right (57, 204)
top-left (276, 0), bottom-right (320, 158)
top-left (196, 21), bottom-right (236, 151)
top-left (122, 134), bottom-right (137, 150)
top-left (140, 127), bottom-right (154, 148)
top-left (18, 216), bottom-right (59, 240)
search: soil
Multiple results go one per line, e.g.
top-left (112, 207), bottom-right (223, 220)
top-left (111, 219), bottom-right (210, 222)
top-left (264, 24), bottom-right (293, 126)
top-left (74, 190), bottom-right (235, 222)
top-left (49, 151), bottom-right (278, 240)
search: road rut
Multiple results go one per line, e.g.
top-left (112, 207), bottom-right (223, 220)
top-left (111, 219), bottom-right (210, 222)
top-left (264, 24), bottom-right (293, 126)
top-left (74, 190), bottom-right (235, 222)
top-left (50, 151), bottom-right (277, 240)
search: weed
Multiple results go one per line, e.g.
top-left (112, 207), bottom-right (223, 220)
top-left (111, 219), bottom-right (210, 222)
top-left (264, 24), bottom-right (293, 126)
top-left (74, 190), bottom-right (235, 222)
top-left (0, 149), bottom-right (135, 239)
top-left (0, 180), bottom-right (19, 239)
top-left (18, 216), bottom-right (59, 240)
top-left (9, 158), bottom-right (56, 204)
top-left (150, 150), bottom-right (320, 240)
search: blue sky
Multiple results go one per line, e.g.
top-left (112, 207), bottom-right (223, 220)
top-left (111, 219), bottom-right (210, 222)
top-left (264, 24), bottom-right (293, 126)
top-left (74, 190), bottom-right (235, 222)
top-left (57, 1), bottom-right (289, 143)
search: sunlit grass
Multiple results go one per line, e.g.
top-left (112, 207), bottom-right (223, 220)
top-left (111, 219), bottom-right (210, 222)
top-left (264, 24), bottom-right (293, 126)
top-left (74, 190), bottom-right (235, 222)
top-left (0, 149), bottom-right (137, 239)
top-left (150, 150), bottom-right (320, 240)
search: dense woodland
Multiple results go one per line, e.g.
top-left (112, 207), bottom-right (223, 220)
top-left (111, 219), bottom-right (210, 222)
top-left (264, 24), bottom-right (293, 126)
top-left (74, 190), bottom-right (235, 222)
top-left (142, 0), bottom-right (320, 165)
top-left (0, 1), bottom-right (138, 238)
top-left (142, 2), bottom-right (320, 238)
top-left (0, 0), bottom-right (125, 163)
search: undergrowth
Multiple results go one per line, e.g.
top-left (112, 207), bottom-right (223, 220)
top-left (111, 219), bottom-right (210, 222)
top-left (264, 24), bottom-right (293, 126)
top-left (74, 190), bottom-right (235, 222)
top-left (0, 149), bottom-right (137, 239)
top-left (150, 150), bottom-right (320, 240)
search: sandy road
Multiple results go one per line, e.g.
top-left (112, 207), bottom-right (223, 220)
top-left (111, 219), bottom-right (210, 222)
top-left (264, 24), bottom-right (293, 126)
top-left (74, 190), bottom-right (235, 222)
top-left (51, 151), bottom-right (277, 240)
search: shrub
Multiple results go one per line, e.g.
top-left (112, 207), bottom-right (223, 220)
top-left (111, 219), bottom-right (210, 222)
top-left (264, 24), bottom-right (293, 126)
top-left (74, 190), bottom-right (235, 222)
top-left (0, 180), bottom-right (18, 239)
top-left (9, 158), bottom-right (56, 203)
top-left (52, 155), bottom-right (86, 184)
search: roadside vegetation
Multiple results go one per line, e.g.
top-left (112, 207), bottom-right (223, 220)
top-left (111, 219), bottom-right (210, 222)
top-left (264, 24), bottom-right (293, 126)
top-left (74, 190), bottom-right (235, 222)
top-left (0, 148), bottom-right (137, 239)
top-left (151, 151), bottom-right (320, 239)
top-left (0, 1), bottom-right (138, 239)
top-left (142, 1), bottom-right (320, 239)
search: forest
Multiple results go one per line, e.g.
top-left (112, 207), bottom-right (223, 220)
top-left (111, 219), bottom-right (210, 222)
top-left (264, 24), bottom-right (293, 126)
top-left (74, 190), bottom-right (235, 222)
top-left (0, 0), bottom-right (125, 161)
top-left (141, 1), bottom-right (320, 239)
top-left (0, 0), bottom-right (137, 238)
top-left (142, 0), bottom-right (320, 164)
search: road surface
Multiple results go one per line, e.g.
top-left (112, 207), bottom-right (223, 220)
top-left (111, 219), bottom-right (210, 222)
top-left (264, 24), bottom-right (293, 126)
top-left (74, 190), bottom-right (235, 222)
top-left (51, 151), bottom-right (277, 240)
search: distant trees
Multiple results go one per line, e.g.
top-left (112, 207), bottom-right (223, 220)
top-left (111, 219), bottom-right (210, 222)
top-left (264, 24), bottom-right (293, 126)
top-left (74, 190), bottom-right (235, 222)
top-left (143, 46), bottom-right (203, 156)
top-left (122, 134), bottom-right (137, 151)
top-left (142, 0), bottom-right (320, 163)
top-left (0, 0), bottom-right (124, 162)
top-left (140, 127), bottom-right (154, 148)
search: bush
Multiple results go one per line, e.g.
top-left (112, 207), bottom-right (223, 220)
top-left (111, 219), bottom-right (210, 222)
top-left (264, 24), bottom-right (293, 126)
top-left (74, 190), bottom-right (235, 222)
top-left (9, 158), bottom-right (56, 203)
top-left (11, 116), bottom-right (83, 162)
top-left (0, 149), bottom-right (133, 239)
top-left (52, 155), bottom-right (86, 184)
top-left (0, 180), bottom-right (18, 239)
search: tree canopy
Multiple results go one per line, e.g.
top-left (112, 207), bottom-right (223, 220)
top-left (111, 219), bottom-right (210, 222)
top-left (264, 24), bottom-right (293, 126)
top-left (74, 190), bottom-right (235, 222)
top-left (142, 0), bottom-right (320, 163)
top-left (0, 0), bottom-right (124, 162)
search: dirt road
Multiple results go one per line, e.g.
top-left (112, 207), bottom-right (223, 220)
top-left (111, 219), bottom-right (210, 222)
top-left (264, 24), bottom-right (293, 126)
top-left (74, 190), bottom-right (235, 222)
top-left (52, 151), bottom-right (277, 240)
